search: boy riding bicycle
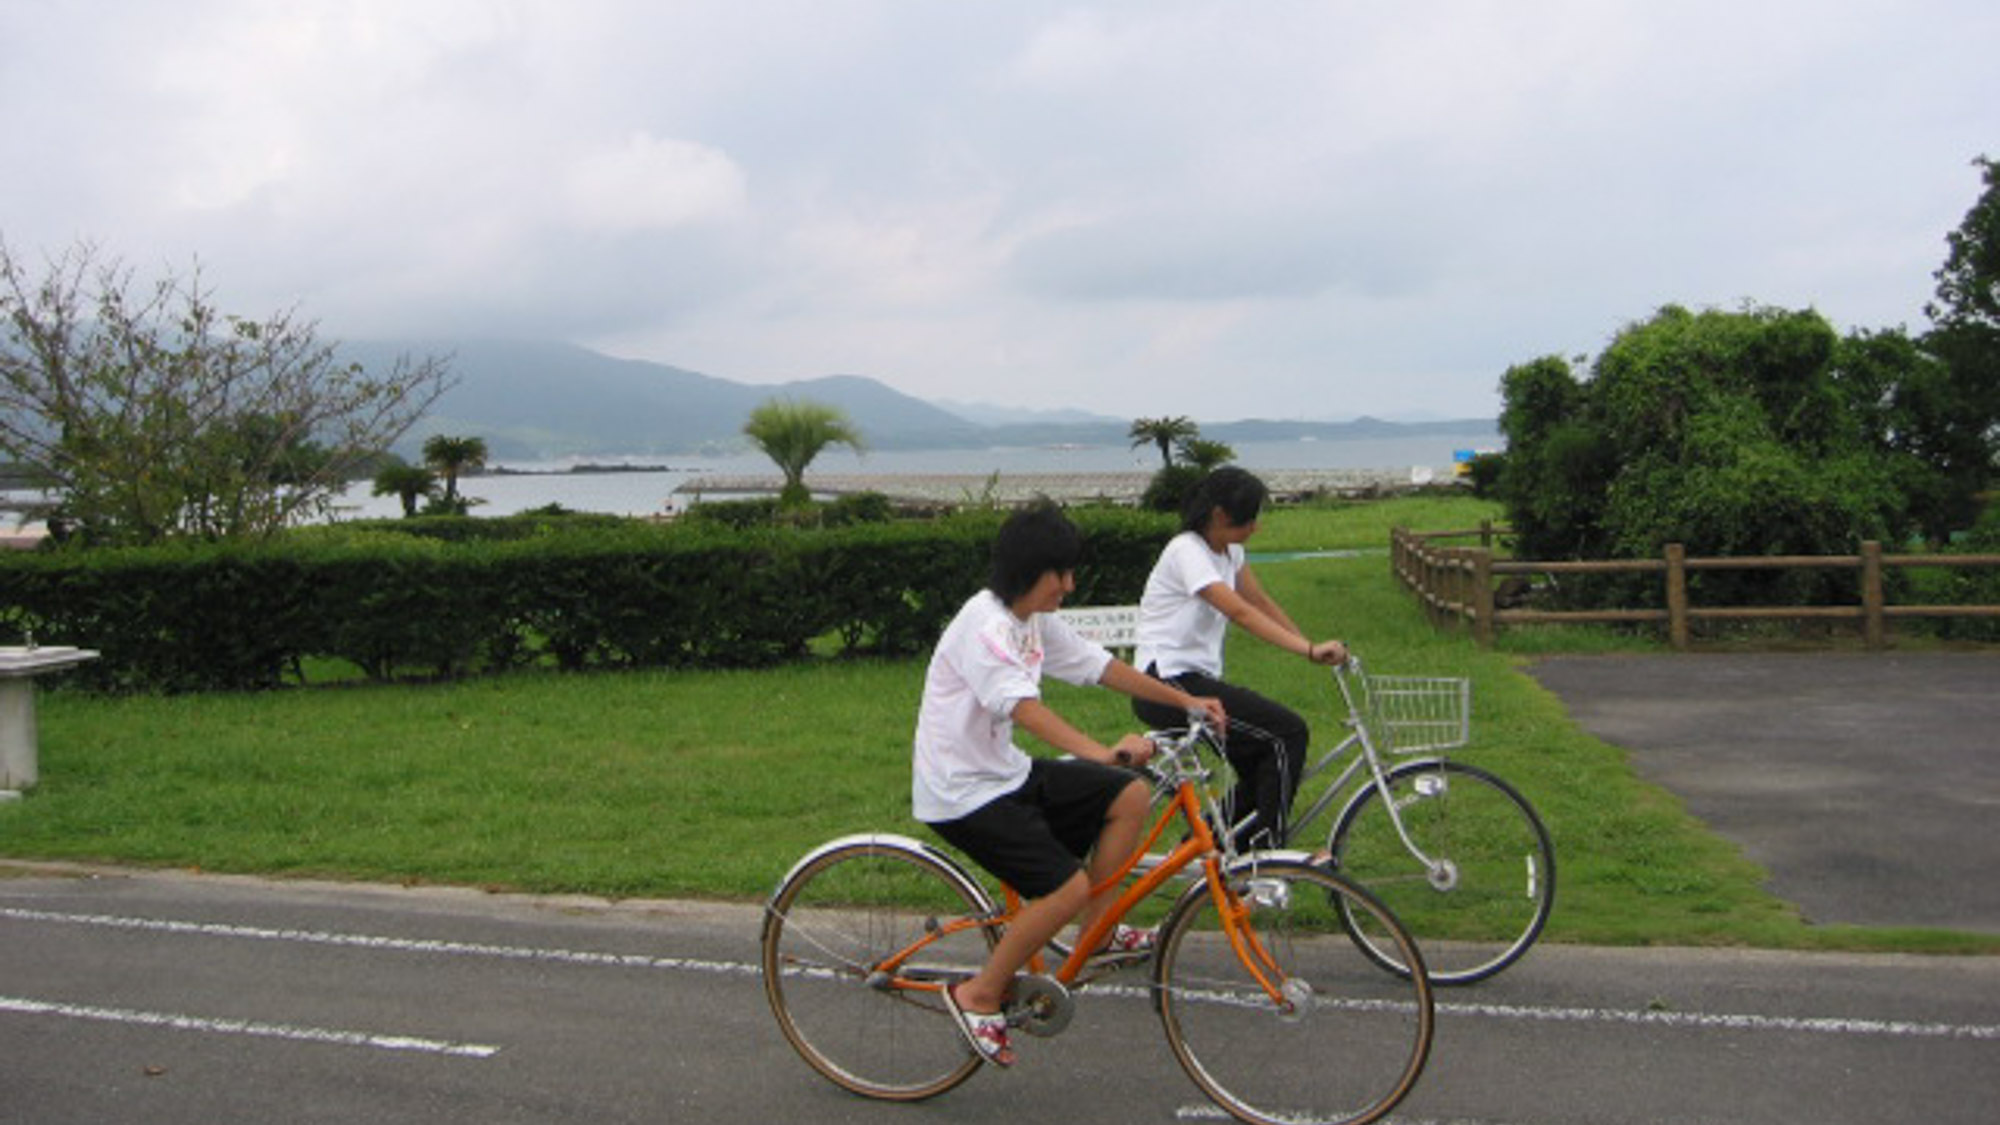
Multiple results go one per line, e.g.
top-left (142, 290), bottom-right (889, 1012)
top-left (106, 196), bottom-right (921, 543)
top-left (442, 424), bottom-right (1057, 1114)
top-left (914, 501), bottom-right (1224, 1067)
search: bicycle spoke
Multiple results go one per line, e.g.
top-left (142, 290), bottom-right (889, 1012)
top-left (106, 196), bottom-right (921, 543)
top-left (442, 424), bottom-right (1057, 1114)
top-left (762, 841), bottom-right (995, 1100)
top-left (1155, 861), bottom-right (1432, 1125)
top-left (1331, 760), bottom-right (1555, 985)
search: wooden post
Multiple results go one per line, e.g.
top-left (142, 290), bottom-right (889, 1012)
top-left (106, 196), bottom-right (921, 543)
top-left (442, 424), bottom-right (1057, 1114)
top-left (1861, 540), bottom-right (1885, 649)
top-left (1479, 518), bottom-right (1494, 550)
top-left (1472, 548), bottom-right (1495, 646)
top-left (1665, 543), bottom-right (1689, 650)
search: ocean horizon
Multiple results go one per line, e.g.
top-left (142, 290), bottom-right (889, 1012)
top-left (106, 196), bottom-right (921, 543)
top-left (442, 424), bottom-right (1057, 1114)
top-left (334, 431), bottom-right (1500, 520)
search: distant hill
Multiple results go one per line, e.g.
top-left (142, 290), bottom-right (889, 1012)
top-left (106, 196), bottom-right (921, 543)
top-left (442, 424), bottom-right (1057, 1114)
top-left (934, 399), bottom-right (1125, 428)
top-left (339, 338), bottom-right (1493, 461)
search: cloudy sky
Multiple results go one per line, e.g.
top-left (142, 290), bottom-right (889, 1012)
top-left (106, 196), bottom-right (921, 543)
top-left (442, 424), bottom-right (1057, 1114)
top-left (3, 1), bottom-right (1994, 423)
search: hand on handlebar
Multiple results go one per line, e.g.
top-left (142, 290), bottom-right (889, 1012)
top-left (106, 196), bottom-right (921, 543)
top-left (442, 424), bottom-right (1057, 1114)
top-left (1188, 695), bottom-right (1227, 734)
top-left (1306, 639), bottom-right (1350, 666)
top-left (1110, 732), bottom-right (1156, 768)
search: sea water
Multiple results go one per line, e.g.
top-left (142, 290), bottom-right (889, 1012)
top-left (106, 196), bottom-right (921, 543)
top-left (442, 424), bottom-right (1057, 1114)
top-left (331, 432), bottom-right (1497, 520)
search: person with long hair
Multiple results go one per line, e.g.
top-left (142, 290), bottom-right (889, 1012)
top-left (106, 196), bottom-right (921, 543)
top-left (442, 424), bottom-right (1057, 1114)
top-left (1131, 467), bottom-right (1347, 852)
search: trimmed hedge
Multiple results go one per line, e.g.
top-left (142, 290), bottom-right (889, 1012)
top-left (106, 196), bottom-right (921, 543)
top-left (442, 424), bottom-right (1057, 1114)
top-left (0, 508), bottom-right (1174, 692)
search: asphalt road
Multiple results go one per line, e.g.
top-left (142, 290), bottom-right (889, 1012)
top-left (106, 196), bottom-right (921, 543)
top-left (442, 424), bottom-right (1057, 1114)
top-left (5, 651), bottom-right (1997, 1123)
top-left (1528, 651), bottom-right (2000, 934)
top-left (3, 861), bottom-right (1995, 1125)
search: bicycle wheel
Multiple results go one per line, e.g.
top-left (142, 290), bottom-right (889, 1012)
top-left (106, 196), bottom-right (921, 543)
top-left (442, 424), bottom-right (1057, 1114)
top-left (1153, 858), bottom-right (1433, 1125)
top-left (1329, 758), bottom-right (1555, 986)
top-left (761, 836), bottom-right (999, 1100)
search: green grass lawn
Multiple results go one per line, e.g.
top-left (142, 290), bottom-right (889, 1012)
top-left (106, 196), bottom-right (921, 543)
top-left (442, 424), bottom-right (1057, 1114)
top-left (6, 494), bottom-right (1995, 956)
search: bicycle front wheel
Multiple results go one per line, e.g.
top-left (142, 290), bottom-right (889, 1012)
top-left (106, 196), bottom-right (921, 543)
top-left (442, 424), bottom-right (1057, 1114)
top-left (761, 837), bottom-right (999, 1100)
top-left (1154, 859), bottom-right (1434, 1125)
top-left (1330, 759), bottom-right (1556, 985)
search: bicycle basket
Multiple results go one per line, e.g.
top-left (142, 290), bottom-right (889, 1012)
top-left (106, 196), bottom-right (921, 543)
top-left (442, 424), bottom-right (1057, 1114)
top-left (1357, 673), bottom-right (1471, 754)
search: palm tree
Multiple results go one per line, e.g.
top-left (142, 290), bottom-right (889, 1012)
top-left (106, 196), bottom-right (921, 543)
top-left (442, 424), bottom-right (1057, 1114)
top-left (370, 460), bottom-right (438, 518)
top-left (421, 434), bottom-right (488, 508)
top-left (1128, 416), bottom-right (1199, 470)
top-left (742, 399), bottom-right (865, 506)
top-left (1178, 437), bottom-right (1236, 472)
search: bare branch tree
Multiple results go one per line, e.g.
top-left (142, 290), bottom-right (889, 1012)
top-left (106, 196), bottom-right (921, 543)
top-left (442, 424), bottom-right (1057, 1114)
top-left (0, 236), bottom-right (455, 542)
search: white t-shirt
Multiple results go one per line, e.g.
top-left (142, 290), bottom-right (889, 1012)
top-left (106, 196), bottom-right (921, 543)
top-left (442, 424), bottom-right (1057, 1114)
top-left (912, 590), bottom-right (1114, 822)
top-left (1134, 531), bottom-right (1243, 680)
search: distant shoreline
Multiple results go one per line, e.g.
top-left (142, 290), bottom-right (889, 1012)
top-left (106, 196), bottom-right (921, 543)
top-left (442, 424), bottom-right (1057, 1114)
top-left (484, 463), bottom-right (689, 476)
top-left (673, 467), bottom-right (1456, 506)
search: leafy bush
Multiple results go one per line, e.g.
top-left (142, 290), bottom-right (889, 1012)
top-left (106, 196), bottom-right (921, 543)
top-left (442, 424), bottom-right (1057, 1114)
top-left (1496, 305), bottom-right (1927, 609)
top-left (1141, 464), bottom-right (1204, 514)
top-left (0, 506), bottom-right (1174, 692)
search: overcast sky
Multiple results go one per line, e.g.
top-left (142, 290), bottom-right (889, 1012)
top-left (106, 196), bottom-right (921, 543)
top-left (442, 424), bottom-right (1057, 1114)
top-left (3, 1), bottom-right (1994, 423)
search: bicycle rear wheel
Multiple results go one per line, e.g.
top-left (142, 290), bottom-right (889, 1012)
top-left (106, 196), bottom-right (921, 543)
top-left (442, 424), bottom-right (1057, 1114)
top-left (1154, 858), bottom-right (1433, 1125)
top-left (761, 836), bottom-right (999, 1100)
top-left (1329, 759), bottom-right (1555, 985)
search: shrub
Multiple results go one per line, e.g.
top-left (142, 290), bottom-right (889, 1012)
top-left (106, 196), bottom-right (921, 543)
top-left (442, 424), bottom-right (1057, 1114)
top-left (0, 507), bottom-right (1174, 692)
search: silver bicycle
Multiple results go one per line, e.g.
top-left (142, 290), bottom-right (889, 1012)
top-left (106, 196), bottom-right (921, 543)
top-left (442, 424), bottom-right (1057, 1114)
top-left (1146, 655), bottom-right (1555, 985)
top-left (1277, 655), bottom-right (1555, 985)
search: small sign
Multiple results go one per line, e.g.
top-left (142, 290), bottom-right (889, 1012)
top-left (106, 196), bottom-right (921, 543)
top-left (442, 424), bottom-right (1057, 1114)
top-left (1056, 605), bottom-right (1139, 648)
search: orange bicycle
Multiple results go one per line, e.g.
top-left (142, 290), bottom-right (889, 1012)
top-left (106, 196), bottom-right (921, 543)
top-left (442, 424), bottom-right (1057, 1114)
top-left (760, 715), bottom-right (1435, 1125)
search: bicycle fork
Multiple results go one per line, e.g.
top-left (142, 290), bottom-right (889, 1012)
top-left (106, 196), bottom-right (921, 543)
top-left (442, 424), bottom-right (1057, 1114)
top-left (1200, 859), bottom-right (1299, 1016)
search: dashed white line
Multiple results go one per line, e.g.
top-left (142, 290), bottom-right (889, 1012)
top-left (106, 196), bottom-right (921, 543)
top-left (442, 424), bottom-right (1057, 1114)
top-left (1435, 997), bottom-right (2000, 1040)
top-left (9, 905), bottom-right (1998, 1043)
top-left (1, 905), bottom-right (757, 975)
top-left (0, 995), bottom-right (500, 1058)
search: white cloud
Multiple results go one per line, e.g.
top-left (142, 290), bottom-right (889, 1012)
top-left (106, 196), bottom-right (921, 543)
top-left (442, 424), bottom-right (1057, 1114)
top-left (3, 0), bottom-right (1995, 422)
top-left (563, 133), bottom-right (748, 231)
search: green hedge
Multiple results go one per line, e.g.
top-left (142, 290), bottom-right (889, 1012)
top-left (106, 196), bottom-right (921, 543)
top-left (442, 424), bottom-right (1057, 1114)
top-left (0, 508), bottom-right (1174, 692)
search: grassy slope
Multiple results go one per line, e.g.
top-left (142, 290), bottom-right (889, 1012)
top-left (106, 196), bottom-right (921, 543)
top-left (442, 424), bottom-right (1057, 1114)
top-left (7, 494), bottom-right (1994, 954)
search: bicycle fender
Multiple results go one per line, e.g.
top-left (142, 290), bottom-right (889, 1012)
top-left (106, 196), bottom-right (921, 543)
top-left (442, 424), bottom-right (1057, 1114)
top-left (1160, 850), bottom-right (1322, 918)
top-left (768, 832), bottom-right (999, 916)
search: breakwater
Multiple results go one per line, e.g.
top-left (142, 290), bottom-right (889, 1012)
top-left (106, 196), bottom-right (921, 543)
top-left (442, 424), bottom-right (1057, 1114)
top-left (672, 467), bottom-right (1449, 507)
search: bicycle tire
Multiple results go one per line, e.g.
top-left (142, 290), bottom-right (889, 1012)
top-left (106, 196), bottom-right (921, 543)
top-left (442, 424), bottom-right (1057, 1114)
top-left (761, 835), bottom-right (999, 1100)
top-left (1153, 858), bottom-right (1434, 1125)
top-left (1328, 758), bottom-right (1555, 986)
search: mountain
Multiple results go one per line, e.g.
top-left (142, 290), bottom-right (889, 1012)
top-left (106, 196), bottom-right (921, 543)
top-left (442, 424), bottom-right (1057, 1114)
top-left (934, 399), bottom-right (1124, 428)
top-left (339, 339), bottom-right (983, 459)
top-left (339, 338), bottom-right (1494, 460)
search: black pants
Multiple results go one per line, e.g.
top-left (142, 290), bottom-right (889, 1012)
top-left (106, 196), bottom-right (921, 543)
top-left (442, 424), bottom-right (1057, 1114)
top-left (1133, 668), bottom-right (1310, 851)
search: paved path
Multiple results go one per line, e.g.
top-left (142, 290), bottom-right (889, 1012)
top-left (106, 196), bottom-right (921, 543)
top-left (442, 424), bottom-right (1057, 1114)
top-left (1527, 651), bottom-right (2000, 934)
top-left (3, 863), bottom-right (1995, 1125)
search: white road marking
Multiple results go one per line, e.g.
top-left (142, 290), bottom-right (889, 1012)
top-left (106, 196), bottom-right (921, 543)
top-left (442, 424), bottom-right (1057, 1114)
top-left (2, 905), bottom-right (757, 975)
top-left (1435, 996), bottom-right (2000, 1040)
top-left (9, 906), bottom-right (1998, 1044)
top-left (0, 994), bottom-right (499, 1058)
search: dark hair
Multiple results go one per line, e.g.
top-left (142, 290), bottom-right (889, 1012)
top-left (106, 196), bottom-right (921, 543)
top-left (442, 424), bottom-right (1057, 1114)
top-left (1180, 466), bottom-right (1268, 533)
top-left (987, 500), bottom-right (1082, 603)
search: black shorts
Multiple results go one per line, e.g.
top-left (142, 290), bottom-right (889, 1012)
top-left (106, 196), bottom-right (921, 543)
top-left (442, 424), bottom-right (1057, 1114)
top-left (926, 757), bottom-right (1141, 899)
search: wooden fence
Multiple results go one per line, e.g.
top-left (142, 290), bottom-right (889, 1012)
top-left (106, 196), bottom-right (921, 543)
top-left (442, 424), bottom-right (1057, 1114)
top-left (1392, 522), bottom-right (2000, 648)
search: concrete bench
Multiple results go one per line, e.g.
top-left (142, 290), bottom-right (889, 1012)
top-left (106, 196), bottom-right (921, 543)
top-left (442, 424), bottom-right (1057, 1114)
top-left (1, 645), bottom-right (100, 796)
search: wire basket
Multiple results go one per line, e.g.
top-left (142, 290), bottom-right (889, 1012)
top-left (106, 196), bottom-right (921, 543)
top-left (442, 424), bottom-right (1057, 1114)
top-left (1356, 673), bottom-right (1471, 754)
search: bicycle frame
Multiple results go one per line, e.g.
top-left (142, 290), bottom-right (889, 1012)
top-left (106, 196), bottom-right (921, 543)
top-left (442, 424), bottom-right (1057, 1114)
top-left (1286, 663), bottom-right (1448, 875)
top-left (891, 723), bottom-right (1298, 1011)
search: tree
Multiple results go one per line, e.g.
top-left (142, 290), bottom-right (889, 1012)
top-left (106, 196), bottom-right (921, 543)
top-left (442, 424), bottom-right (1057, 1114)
top-left (742, 398), bottom-right (865, 507)
top-left (1495, 304), bottom-right (1907, 607)
top-left (1177, 436), bottom-right (1237, 472)
top-left (1128, 416), bottom-right (1198, 469)
top-left (421, 433), bottom-right (488, 512)
top-left (0, 236), bottom-right (453, 544)
top-left (371, 459), bottom-right (438, 518)
top-left (1928, 155), bottom-right (2000, 333)
top-left (1917, 154), bottom-right (2000, 530)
